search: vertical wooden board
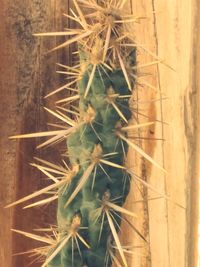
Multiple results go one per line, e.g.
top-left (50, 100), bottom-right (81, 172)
top-left (123, 0), bottom-right (195, 266)
top-left (0, 2), bottom-right (18, 265)
top-left (0, 1), bottom-right (71, 266)
top-left (116, 0), bottom-right (171, 266)
top-left (188, 2), bottom-right (200, 266)
top-left (150, 1), bottom-right (191, 266)
top-left (120, 1), bottom-right (165, 266)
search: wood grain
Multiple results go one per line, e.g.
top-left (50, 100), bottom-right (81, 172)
top-left (0, 1), bottom-right (70, 266)
top-left (0, 1), bottom-right (199, 267)
top-left (122, 0), bottom-right (199, 266)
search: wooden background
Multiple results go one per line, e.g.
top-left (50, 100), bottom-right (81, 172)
top-left (0, 1), bottom-right (199, 267)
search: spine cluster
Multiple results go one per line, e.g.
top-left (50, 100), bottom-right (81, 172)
top-left (6, 1), bottom-right (166, 266)
top-left (55, 62), bottom-right (134, 266)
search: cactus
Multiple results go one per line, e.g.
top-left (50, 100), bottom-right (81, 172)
top-left (7, 1), bottom-right (166, 266)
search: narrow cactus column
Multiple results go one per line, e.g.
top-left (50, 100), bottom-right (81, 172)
top-left (44, 2), bottom-right (138, 264)
top-left (7, 1), bottom-right (165, 266)
top-left (54, 60), bottom-right (134, 266)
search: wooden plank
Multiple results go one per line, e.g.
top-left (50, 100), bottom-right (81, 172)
top-left (187, 1), bottom-right (200, 266)
top-left (120, 0), bottom-right (198, 266)
top-left (121, 1), bottom-right (167, 266)
top-left (0, 1), bottom-right (70, 266)
top-left (148, 1), bottom-right (193, 266)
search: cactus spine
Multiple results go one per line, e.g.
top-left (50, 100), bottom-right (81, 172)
top-left (54, 56), bottom-right (134, 266)
top-left (7, 1), bottom-right (166, 266)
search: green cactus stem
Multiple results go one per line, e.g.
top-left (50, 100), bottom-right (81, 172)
top-left (6, 1), bottom-right (166, 266)
top-left (50, 61), bottom-right (135, 266)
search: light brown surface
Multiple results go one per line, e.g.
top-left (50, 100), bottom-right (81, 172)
top-left (0, 1), bottom-right (199, 267)
top-left (121, 0), bottom-right (199, 267)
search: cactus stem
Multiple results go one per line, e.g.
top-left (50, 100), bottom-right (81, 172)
top-left (50, 30), bottom-right (93, 52)
top-left (33, 30), bottom-right (83, 37)
top-left (7, 181), bottom-right (59, 208)
top-left (99, 159), bottom-right (125, 169)
top-left (64, 162), bottom-right (96, 208)
top-left (33, 29), bottom-right (84, 37)
top-left (112, 210), bottom-right (147, 243)
top-left (35, 130), bottom-right (70, 149)
top-left (56, 63), bottom-right (80, 72)
top-left (117, 94), bottom-right (132, 99)
top-left (56, 94), bottom-right (80, 105)
top-left (63, 12), bottom-right (84, 25)
top-left (132, 60), bottom-right (161, 70)
top-left (90, 123), bottom-right (102, 141)
top-left (56, 71), bottom-right (79, 77)
top-left (23, 195), bottom-right (58, 209)
top-left (44, 107), bottom-right (76, 127)
top-left (44, 81), bottom-right (79, 98)
top-left (42, 234), bottom-right (73, 267)
top-left (42, 215), bottom-right (90, 267)
top-left (31, 161), bottom-right (71, 179)
top-left (9, 1), bottom-right (156, 265)
top-left (121, 122), bottom-right (155, 132)
top-left (72, 0), bottom-right (88, 29)
top-left (125, 36), bottom-right (175, 71)
top-left (116, 49), bottom-right (132, 91)
top-left (34, 157), bottom-right (69, 172)
top-left (127, 169), bottom-right (169, 199)
top-left (103, 25), bottom-right (112, 62)
top-left (98, 211), bottom-right (106, 244)
top-left (77, 0), bottom-right (103, 10)
top-left (103, 152), bottom-right (119, 157)
top-left (117, 132), bottom-right (167, 173)
top-left (84, 64), bottom-right (97, 98)
top-left (9, 129), bottom-right (70, 139)
top-left (56, 106), bottom-right (80, 117)
top-left (137, 77), bottom-right (160, 92)
top-left (47, 123), bottom-right (69, 130)
top-left (115, 17), bottom-right (146, 24)
top-left (5, 180), bottom-right (66, 208)
top-left (111, 102), bottom-right (128, 123)
top-left (5, 163), bottom-right (77, 208)
top-left (91, 165), bottom-right (97, 191)
top-left (103, 201), bottom-right (137, 218)
top-left (76, 233), bottom-right (90, 249)
top-left (98, 163), bottom-right (112, 182)
top-left (111, 244), bottom-right (146, 258)
top-left (106, 210), bottom-right (128, 267)
top-left (30, 164), bottom-right (60, 183)
top-left (11, 229), bottom-right (55, 245)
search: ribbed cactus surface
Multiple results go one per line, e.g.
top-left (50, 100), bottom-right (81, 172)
top-left (50, 64), bottom-right (134, 266)
top-left (7, 1), bottom-right (165, 266)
